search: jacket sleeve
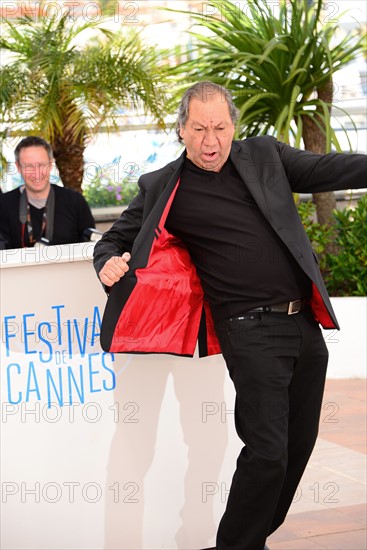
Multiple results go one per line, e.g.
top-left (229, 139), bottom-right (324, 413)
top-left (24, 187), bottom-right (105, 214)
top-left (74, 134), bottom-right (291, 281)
top-left (0, 196), bottom-right (10, 249)
top-left (0, 192), bottom-right (18, 249)
top-left (93, 186), bottom-right (145, 276)
top-left (76, 192), bottom-right (95, 236)
top-left (275, 139), bottom-right (367, 194)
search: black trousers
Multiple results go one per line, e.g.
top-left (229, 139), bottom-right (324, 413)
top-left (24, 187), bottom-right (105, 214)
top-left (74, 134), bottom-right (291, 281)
top-left (214, 307), bottom-right (329, 550)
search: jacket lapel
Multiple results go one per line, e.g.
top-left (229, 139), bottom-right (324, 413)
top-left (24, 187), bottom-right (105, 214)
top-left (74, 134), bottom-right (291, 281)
top-left (230, 142), bottom-right (270, 221)
top-left (132, 152), bottom-right (185, 257)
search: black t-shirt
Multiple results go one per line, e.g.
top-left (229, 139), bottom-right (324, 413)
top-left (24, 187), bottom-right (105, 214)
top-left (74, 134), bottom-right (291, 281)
top-left (0, 184), bottom-right (95, 249)
top-left (166, 158), bottom-right (311, 321)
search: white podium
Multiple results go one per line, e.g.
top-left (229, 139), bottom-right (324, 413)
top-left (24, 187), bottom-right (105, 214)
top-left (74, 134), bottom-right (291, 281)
top-left (0, 244), bottom-right (239, 550)
top-left (1, 244), bottom-right (364, 550)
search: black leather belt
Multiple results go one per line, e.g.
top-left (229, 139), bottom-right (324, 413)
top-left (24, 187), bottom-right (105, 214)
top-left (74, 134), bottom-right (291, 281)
top-left (230, 299), bottom-right (307, 321)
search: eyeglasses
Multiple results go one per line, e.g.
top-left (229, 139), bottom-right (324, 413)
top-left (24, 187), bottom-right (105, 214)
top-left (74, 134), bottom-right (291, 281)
top-left (19, 162), bottom-right (53, 170)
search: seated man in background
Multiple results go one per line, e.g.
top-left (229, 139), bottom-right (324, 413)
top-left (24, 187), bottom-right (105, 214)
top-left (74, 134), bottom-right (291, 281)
top-left (0, 136), bottom-right (95, 249)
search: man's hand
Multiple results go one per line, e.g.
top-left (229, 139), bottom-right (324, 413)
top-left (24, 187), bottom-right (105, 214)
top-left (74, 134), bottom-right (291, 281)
top-left (98, 252), bottom-right (131, 287)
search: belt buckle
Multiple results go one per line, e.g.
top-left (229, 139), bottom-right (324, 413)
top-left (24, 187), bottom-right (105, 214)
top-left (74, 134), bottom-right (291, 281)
top-left (288, 300), bottom-right (301, 315)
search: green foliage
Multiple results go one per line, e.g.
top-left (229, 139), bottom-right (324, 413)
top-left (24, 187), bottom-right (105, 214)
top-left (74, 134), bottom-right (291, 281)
top-left (169, 0), bottom-right (364, 149)
top-left (83, 176), bottom-right (138, 208)
top-left (297, 200), bottom-right (334, 273)
top-left (297, 197), bottom-right (367, 296)
top-left (325, 196), bottom-right (367, 296)
top-left (0, 1), bottom-right (169, 189)
top-left (82, 161), bottom-right (140, 207)
top-left (0, 6), bottom-right (168, 136)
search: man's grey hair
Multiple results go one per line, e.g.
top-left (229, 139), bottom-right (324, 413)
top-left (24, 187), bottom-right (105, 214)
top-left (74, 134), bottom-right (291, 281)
top-left (175, 81), bottom-right (239, 142)
top-left (15, 136), bottom-right (53, 163)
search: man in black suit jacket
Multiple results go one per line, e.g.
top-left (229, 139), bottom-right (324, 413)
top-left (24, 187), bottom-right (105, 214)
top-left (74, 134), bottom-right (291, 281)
top-left (94, 82), bottom-right (366, 550)
top-left (0, 136), bottom-right (95, 249)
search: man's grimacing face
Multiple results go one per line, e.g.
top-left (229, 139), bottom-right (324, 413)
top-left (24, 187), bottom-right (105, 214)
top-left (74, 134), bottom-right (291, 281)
top-left (179, 93), bottom-right (236, 172)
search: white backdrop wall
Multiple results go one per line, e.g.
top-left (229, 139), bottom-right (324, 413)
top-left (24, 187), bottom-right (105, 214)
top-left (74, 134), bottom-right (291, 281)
top-left (0, 244), bottom-right (365, 550)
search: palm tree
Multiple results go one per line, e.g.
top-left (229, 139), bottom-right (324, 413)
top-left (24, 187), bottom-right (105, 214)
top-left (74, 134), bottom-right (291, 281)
top-left (169, 0), bottom-right (365, 225)
top-left (0, 3), bottom-right (169, 192)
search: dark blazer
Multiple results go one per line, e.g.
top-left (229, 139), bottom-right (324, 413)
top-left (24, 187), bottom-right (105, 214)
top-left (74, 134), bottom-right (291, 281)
top-left (94, 136), bottom-right (366, 356)
top-left (0, 184), bottom-right (95, 249)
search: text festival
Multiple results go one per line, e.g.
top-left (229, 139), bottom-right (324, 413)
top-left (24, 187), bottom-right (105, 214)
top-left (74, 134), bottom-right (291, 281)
top-left (2, 305), bottom-right (116, 407)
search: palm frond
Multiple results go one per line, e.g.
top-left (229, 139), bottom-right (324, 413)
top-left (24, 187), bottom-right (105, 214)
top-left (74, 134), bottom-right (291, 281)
top-left (168, 0), bottom-right (364, 149)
